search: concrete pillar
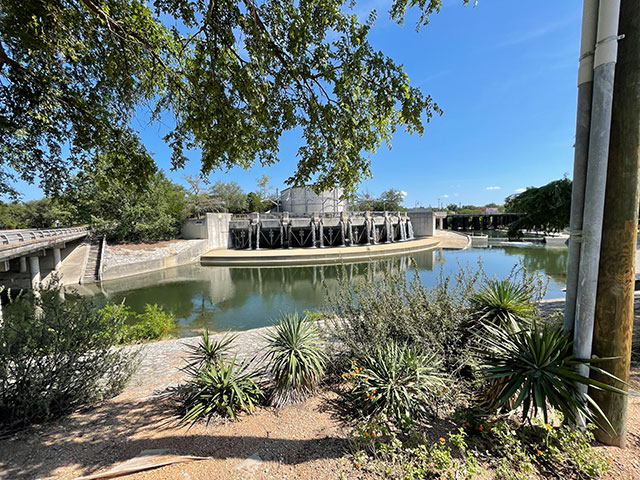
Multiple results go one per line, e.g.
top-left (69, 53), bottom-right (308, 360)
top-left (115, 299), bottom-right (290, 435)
top-left (29, 256), bottom-right (41, 289)
top-left (53, 247), bottom-right (62, 270)
top-left (19, 256), bottom-right (27, 273)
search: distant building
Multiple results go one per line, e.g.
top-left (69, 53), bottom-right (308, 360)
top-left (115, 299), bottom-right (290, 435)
top-left (279, 187), bottom-right (345, 216)
top-left (481, 207), bottom-right (500, 214)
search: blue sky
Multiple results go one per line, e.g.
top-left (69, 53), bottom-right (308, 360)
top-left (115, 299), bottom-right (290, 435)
top-left (21, 0), bottom-right (582, 207)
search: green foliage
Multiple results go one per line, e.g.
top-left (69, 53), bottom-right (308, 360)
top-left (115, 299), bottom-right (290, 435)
top-left (184, 175), bottom-right (225, 218)
top-left (121, 304), bottom-right (178, 343)
top-left (0, 283), bottom-right (137, 430)
top-left (476, 322), bottom-right (626, 429)
top-left (1, 0), bottom-right (444, 198)
top-left (208, 180), bottom-right (248, 214)
top-left (97, 303), bottom-right (178, 343)
top-left (504, 178), bottom-right (572, 235)
top-left (330, 264), bottom-right (482, 375)
top-left (262, 312), bottom-right (327, 407)
top-left (353, 188), bottom-right (407, 211)
top-left (472, 418), bottom-right (609, 480)
top-left (0, 198), bottom-right (75, 229)
top-left (342, 342), bottom-right (446, 429)
top-left (185, 330), bottom-right (237, 371)
top-left (470, 279), bottom-right (536, 331)
top-left (179, 356), bottom-right (264, 423)
top-left (63, 167), bottom-right (186, 242)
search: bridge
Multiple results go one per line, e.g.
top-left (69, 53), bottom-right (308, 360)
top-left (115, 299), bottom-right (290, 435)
top-left (0, 227), bottom-right (91, 289)
top-left (439, 213), bottom-right (525, 231)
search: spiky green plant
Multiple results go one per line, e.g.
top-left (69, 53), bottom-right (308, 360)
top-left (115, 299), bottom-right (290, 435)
top-left (476, 322), bottom-right (626, 430)
top-left (470, 278), bottom-right (536, 331)
top-left (262, 312), bottom-right (327, 407)
top-left (180, 356), bottom-right (263, 424)
top-left (185, 330), bottom-right (237, 372)
top-left (343, 342), bottom-right (446, 428)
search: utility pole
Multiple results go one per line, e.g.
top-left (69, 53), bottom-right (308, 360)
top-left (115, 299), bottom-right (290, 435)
top-left (590, 0), bottom-right (638, 447)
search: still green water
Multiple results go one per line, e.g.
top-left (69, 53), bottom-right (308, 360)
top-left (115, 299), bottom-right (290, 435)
top-left (92, 244), bottom-right (568, 337)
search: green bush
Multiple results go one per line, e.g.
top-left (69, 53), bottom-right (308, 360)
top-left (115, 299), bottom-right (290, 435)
top-left (184, 330), bottom-right (236, 372)
top-left (469, 278), bottom-right (536, 331)
top-left (476, 322), bottom-right (626, 428)
top-left (342, 342), bottom-right (446, 429)
top-left (330, 265), bottom-right (481, 376)
top-left (98, 303), bottom-right (178, 343)
top-left (179, 356), bottom-right (263, 423)
top-left (262, 312), bottom-right (327, 407)
top-left (0, 284), bottom-right (137, 430)
top-left (472, 417), bottom-right (609, 480)
top-left (122, 304), bottom-right (178, 342)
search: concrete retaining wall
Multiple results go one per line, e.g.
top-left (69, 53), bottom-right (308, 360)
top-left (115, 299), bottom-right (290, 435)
top-left (408, 211), bottom-right (435, 237)
top-left (205, 213), bottom-right (233, 249)
top-left (101, 239), bottom-right (208, 281)
top-left (181, 218), bottom-right (207, 240)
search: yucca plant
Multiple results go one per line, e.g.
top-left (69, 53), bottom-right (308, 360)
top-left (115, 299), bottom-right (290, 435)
top-left (343, 342), bottom-right (446, 428)
top-left (476, 322), bottom-right (626, 430)
top-left (470, 278), bottom-right (536, 331)
top-left (262, 312), bottom-right (327, 407)
top-left (184, 330), bottom-right (237, 373)
top-left (180, 356), bottom-right (263, 424)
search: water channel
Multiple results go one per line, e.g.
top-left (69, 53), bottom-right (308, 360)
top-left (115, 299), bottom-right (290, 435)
top-left (89, 244), bottom-right (568, 337)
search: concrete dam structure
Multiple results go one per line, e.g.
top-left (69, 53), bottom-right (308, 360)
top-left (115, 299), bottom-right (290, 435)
top-left (228, 211), bottom-right (415, 250)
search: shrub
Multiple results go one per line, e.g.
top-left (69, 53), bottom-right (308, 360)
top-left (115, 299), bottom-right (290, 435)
top-left (469, 278), bottom-right (536, 331)
top-left (330, 265), bottom-right (481, 376)
top-left (342, 342), bottom-right (447, 429)
top-left (262, 312), bottom-right (327, 407)
top-left (184, 330), bottom-right (236, 372)
top-left (475, 322), bottom-right (626, 428)
top-left (0, 284), bottom-right (137, 430)
top-left (98, 303), bottom-right (178, 343)
top-left (122, 304), bottom-right (178, 342)
top-left (179, 356), bottom-right (263, 423)
top-left (470, 417), bottom-right (609, 480)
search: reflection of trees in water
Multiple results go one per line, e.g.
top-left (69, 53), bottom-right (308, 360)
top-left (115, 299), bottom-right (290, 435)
top-left (498, 246), bottom-right (568, 283)
top-left (98, 250), bottom-right (439, 333)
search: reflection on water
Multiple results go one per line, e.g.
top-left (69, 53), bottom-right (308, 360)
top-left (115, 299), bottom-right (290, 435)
top-left (91, 245), bottom-right (567, 336)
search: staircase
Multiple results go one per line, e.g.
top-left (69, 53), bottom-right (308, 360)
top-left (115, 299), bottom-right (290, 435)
top-left (81, 237), bottom-right (103, 284)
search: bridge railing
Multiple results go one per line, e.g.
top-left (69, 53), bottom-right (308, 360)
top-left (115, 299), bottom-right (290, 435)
top-left (0, 226), bottom-right (90, 246)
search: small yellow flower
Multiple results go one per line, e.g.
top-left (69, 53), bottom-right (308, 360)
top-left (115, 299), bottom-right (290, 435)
top-left (355, 462), bottom-right (361, 468)
top-left (372, 389), bottom-right (376, 394)
top-left (471, 393), bottom-right (476, 398)
top-left (478, 425), bottom-right (484, 431)
top-left (607, 457), bottom-right (613, 463)
top-left (465, 422), bottom-right (471, 427)
top-left (537, 449), bottom-right (543, 456)
top-left (371, 432), bottom-right (376, 437)
top-left (364, 376), bottom-right (369, 381)
top-left (439, 437), bottom-right (446, 444)
top-left (546, 423), bottom-right (551, 430)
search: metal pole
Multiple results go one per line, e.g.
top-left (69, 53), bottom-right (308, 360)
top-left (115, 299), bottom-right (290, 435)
top-left (574, 0), bottom-right (621, 384)
top-left (590, 0), bottom-right (637, 447)
top-left (566, 0), bottom-right (600, 333)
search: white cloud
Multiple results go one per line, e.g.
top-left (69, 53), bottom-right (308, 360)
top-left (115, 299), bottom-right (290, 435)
top-left (485, 186), bottom-right (501, 191)
top-left (400, 190), bottom-right (407, 197)
top-left (454, 193), bottom-right (460, 197)
top-left (442, 194), bottom-right (449, 198)
top-left (514, 188), bottom-right (526, 193)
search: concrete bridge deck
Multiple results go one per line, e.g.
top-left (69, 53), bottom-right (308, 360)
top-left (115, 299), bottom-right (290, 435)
top-left (0, 227), bottom-right (90, 262)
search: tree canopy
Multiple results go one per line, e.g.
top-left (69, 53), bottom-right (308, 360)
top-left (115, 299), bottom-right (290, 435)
top-left (0, 0), bottom-right (455, 199)
top-left (504, 178), bottom-right (572, 235)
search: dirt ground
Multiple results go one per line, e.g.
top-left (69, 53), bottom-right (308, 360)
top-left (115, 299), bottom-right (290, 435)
top-left (0, 313), bottom-right (639, 479)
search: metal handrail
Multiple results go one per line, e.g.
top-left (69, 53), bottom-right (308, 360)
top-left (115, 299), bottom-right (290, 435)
top-left (0, 226), bottom-right (90, 246)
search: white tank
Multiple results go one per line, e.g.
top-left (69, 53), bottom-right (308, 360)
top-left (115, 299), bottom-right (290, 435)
top-left (280, 187), bottom-right (345, 215)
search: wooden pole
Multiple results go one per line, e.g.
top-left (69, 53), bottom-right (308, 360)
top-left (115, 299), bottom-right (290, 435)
top-left (590, 0), bottom-right (639, 447)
